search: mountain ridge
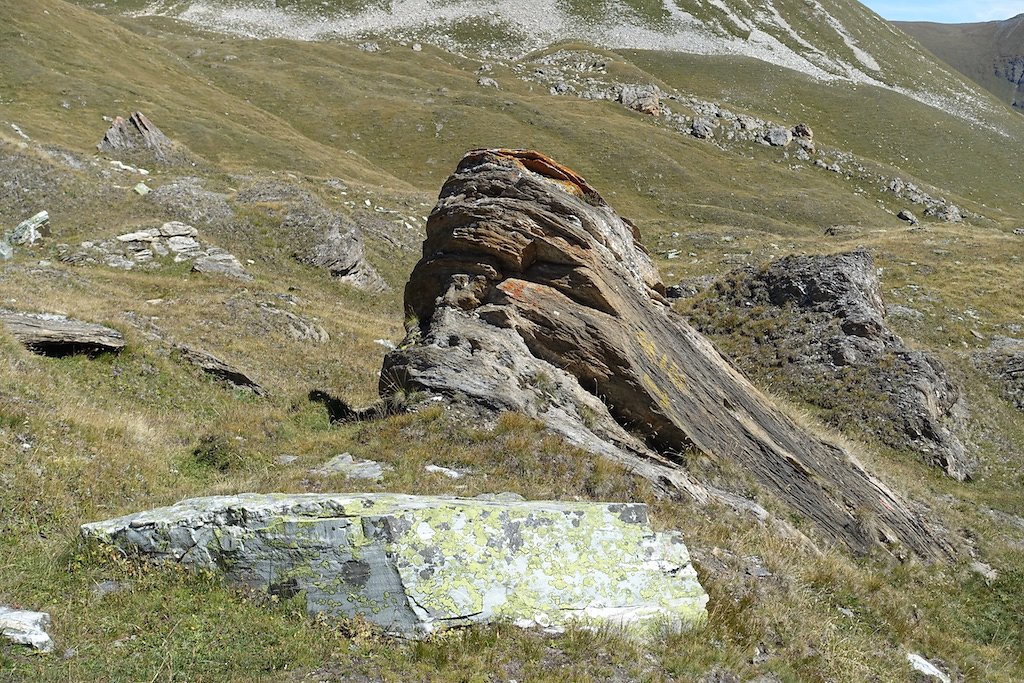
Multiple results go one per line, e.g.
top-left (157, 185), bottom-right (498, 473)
top-left (897, 13), bottom-right (1024, 111)
top-left (90, 0), bottom-right (1008, 126)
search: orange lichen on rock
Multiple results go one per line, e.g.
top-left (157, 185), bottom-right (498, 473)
top-left (460, 149), bottom-right (605, 204)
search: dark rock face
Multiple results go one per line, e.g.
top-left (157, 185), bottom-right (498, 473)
top-left (381, 149), bottom-right (948, 560)
top-left (994, 55), bottom-right (1024, 108)
top-left (686, 250), bottom-right (972, 481)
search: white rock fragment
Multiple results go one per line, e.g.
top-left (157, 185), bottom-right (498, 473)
top-left (425, 464), bottom-right (466, 479)
top-left (159, 221), bottom-right (198, 237)
top-left (116, 229), bottom-right (160, 242)
top-left (907, 653), bottom-right (951, 683)
top-left (0, 606), bottom-right (54, 652)
top-left (311, 452), bottom-right (389, 480)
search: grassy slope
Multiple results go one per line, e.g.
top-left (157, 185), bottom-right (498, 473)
top-left (1, 1), bottom-right (1023, 681)
top-left (896, 15), bottom-right (1024, 110)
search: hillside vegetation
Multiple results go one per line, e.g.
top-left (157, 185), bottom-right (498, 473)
top-left (1, 1), bottom-right (1023, 681)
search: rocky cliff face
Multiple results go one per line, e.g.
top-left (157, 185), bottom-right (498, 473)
top-left (382, 149), bottom-right (948, 560)
top-left (685, 251), bottom-right (973, 481)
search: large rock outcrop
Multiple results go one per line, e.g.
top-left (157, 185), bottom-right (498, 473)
top-left (81, 494), bottom-right (708, 636)
top-left (685, 251), bottom-right (973, 481)
top-left (382, 149), bottom-right (948, 560)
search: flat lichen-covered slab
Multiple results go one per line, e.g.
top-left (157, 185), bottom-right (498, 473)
top-left (81, 493), bottom-right (707, 636)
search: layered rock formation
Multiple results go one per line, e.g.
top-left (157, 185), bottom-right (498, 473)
top-left (1, 310), bottom-right (125, 356)
top-left (685, 251), bottom-right (973, 481)
top-left (81, 494), bottom-right (708, 636)
top-left (382, 149), bottom-right (948, 560)
top-left (97, 112), bottom-right (187, 164)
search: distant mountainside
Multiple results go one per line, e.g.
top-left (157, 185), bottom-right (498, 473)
top-left (92, 0), bottom-right (1003, 124)
top-left (897, 14), bottom-right (1024, 110)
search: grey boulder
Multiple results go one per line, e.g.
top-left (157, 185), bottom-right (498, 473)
top-left (81, 493), bottom-right (708, 636)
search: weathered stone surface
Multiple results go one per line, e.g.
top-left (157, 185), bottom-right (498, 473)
top-left (191, 252), bottom-right (251, 280)
top-left (691, 117), bottom-right (716, 139)
top-left (0, 606), bottom-right (54, 652)
top-left (617, 84), bottom-right (661, 116)
top-left (382, 149), bottom-right (948, 559)
top-left (765, 126), bottom-right (793, 147)
top-left (159, 221), bottom-right (198, 238)
top-left (311, 453), bottom-right (389, 480)
top-left (175, 345), bottom-right (266, 394)
top-left (686, 250), bottom-right (973, 481)
top-left (298, 225), bottom-right (386, 291)
top-left (898, 209), bottom-right (919, 225)
top-left (235, 180), bottom-right (387, 292)
top-left (1, 310), bottom-right (125, 356)
top-left (81, 493), bottom-right (708, 635)
top-left (98, 112), bottom-right (180, 164)
top-left (974, 342), bottom-right (1024, 411)
top-left (8, 210), bottom-right (49, 245)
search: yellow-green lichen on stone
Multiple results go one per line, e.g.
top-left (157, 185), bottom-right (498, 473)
top-left (80, 493), bottom-right (708, 636)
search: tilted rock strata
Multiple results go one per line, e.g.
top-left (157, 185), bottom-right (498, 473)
top-left (685, 250), bottom-right (972, 481)
top-left (383, 149), bottom-right (948, 560)
top-left (81, 494), bottom-right (708, 635)
top-left (97, 112), bottom-right (189, 165)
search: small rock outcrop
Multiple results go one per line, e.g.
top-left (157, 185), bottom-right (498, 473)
top-left (617, 84), bottom-right (661, 116)
top-left (8, 210), bottom-right (49, 246)
top-left (97, 112), bottom-right (184, 164)
top-left (57, 221), bottom-right (249, 278)
top-left (686, 250), bottom-right (972, 481)
top-left (381, 149), bottom-right (948, 559)
top-left (975, 341), bottom-right (1024, 411)
top-left (898, 209), bottom-right (919, 225)
top-left (1, 311), bottom-right (125, 356)
top-left (175, 345), bottom-right (266, 395)
top-left (81, 493), bottom-right (708, 636)
top-left (235, 181), bottom-right (387, 292)
top-left (0, 606), bottom-right (54, 652)
top-left (310, 452), bottom-right (389, 479)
